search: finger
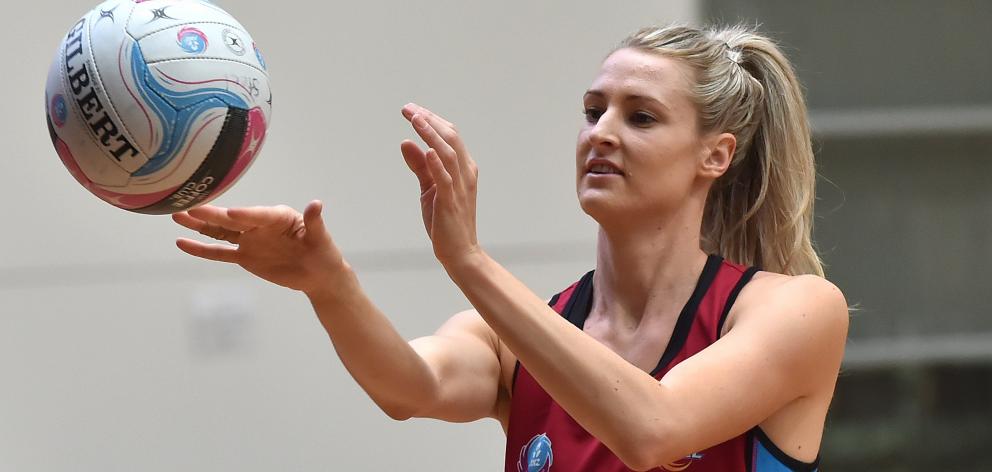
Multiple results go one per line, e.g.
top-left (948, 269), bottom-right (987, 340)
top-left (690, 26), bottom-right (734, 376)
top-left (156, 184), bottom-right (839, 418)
top-left (185, 205), bottom-right (254, 232)
top-left (408, 108), bottom-right (467, 156)
top-left (411, 113), bottom-right (456, 155)
top-left (176, 238), bottom-right (240, 263)
top-left (402, 103), bottom-right (453, 129)
top-left (302, 200), bottom-right (331, 245)
top-left (210, 225), bottom-right (241, 243)
top-left (400, 140), bottom-right (434, 193)
top-left (226, 205), bottom-right (297, 228)
top-left (425, 148), bottom-right (453, 200)
top-left (412, 114), bottom-right (460, 184)
top-left (172, 211), bottom-right (207, 232)
top-left (173, 212), bottom-right (242, 243)
top-left (404, 105), bottom-right (473, 182)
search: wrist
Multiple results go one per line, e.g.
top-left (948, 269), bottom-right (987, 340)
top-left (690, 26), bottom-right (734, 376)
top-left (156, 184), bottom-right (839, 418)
top-left (303, 260), bottom-right (358, 306)
top-left (440, 246), bottom-right (490, 281)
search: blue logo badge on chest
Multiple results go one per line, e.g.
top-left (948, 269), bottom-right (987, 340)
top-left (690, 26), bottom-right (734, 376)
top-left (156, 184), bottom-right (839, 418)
top-left (518, 433), bottom-right (553, 472)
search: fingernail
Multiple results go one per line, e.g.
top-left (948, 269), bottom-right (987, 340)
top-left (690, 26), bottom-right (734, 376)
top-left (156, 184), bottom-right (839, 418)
top-left (413, 114), bottom-right (428, 129)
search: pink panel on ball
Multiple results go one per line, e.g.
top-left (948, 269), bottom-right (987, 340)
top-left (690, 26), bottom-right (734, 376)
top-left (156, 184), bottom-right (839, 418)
top-left (55, 137), bottom-right (177, 209)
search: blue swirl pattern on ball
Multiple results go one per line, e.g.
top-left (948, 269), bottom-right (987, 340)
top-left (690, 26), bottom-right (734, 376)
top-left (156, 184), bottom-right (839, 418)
top-left (129, 44), bottom-right (248, 177)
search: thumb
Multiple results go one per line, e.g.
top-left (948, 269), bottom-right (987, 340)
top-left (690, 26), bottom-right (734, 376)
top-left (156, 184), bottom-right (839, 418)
top-left (302, 200), bottom-right (332, 245)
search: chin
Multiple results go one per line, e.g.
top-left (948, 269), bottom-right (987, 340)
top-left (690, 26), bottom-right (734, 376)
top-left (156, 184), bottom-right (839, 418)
top-left (577, 190), bottom-right (619, 222)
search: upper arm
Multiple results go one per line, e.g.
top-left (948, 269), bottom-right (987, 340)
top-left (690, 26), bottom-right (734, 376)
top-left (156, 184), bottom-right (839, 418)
top-left (648, 275), bottom-right (849, 460)
top-left (408, 309), bottom-right (507, 423)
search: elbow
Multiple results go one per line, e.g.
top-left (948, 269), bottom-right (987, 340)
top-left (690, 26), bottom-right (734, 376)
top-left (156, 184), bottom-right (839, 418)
top-left (617, 449), bottom-right (663, 472)
top-left (369, 378), bottom-right (441, 422)
top-left (375, 394), bottom-right (437, 422)
top-left (619, 449), bottom-right (681, 472)
top-left (613, 427), bottom-right (682, 472)
top-left (380, 403), bottom-right (416, 421)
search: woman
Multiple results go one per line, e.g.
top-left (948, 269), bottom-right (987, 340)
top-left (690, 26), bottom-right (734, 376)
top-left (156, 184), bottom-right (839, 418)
top-left (174, 24), bottom-right (848, 472)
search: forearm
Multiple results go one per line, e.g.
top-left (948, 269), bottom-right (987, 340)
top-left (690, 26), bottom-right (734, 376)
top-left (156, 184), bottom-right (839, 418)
top-left (305, 269), bottom-right (439, 420)
top-left (443, 251), bottom-right (675, 462)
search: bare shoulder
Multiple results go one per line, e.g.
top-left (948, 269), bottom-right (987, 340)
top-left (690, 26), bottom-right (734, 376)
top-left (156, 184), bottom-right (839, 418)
top-left (724, 272), bottom-right (849, 390)
top-left (436, 308), bottom-right (495, 339)
top-left (436, 309), bottom-right (519, 395)
top-left (733, 272), bottom-right (849, 330)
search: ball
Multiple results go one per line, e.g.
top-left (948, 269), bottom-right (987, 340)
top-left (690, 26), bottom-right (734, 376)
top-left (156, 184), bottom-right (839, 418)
top-left (44, 0), bottom-right (272, 214)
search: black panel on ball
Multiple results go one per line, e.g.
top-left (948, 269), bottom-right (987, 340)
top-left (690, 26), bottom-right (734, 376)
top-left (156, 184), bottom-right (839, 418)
top-left (134, 107), bottom-right (249, 215)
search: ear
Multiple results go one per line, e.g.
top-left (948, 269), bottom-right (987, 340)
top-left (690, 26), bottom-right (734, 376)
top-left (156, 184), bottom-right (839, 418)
top-left (699, 132), bottom-right (736, 179)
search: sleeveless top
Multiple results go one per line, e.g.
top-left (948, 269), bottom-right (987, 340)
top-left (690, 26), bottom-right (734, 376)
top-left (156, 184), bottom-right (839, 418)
top-left (504, 255), bottom-right (819, 471)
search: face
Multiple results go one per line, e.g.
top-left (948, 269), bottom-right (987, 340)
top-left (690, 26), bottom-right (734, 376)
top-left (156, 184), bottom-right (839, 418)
top-left (576, 48), bottom-right (715, 225)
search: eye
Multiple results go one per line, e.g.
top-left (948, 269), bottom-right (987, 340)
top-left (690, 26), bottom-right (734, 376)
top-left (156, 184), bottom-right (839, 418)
top-left (629, 111), bottom-right (657, 126)
top-left (583, 107), bottom-right (603, 123)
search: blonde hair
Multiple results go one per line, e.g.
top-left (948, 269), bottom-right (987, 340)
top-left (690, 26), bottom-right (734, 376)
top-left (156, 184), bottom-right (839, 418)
top-left (619, 24), bottom-right (823, 276)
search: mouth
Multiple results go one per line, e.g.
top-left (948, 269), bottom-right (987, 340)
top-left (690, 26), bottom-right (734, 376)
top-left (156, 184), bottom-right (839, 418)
top-left (586, 162), bottom-right (624, 176)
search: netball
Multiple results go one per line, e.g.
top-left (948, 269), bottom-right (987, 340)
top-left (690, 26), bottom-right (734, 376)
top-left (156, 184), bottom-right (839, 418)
top-left (44, 0), bottom-right (271, 214)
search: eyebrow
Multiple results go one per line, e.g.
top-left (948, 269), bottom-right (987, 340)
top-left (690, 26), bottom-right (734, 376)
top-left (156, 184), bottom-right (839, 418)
top-left (583, 90), bottom-right (671, 113)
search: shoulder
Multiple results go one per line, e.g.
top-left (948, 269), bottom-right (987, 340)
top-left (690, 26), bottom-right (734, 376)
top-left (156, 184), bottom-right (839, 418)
top-left (724, 272), bottom-right (849, 388)
top-left (732, 271), bottom-right (848, 329)
top-left (437, 309), bottom-right (492, 339)
top-left (440, 309), bottom-right (520, 396)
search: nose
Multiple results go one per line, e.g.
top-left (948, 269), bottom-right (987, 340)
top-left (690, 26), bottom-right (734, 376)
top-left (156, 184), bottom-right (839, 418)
top-left (587, 109), bottom-right (620, 152)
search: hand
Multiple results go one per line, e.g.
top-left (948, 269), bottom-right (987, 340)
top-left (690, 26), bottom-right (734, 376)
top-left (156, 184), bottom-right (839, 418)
top-left (172, 201), bottom-right (349, 296)
top-left (400, 103), bottom-right (481, 266)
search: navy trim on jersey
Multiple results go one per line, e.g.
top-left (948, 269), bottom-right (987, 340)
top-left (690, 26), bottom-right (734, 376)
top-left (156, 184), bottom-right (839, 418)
top-left (754, 427), bottom-right (820, 471)
top-left (545, 256), bottom-right (725, 378)
top-left (716, 266), bottom-right (760, 339)
top-left (511, 358), bottom-right (521, 391)
top-left (563, 271), bottom-right (595, 330)
top-left (651, 254), bottom-right (724, 375)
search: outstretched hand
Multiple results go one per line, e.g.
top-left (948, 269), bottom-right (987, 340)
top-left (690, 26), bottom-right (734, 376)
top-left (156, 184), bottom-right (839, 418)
top-left (400, 103), bottom-right (481, 266)
top-left (173, 201), bottom-right (348, 295)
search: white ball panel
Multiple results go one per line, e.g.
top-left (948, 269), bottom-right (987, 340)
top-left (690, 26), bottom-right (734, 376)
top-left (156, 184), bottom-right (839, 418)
top-left (137, 22), bottom-right (264, 72)
top-left (104, 39), bottom-right (165, 157)
top-left (46, 46), bottom-right (130, 188)
top-left (51, 12), bottom-right (139, 186)
top-left (86, 1), bottom-right (159, 159)
top-left (125, 0), bottom-right (246, 41)
top-left (145, 58), bottom-right (270, 113)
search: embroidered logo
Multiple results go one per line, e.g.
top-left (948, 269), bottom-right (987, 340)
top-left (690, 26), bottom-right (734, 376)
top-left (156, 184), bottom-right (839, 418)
top-left (177, 27), bottom-right (208, 54)
top-left (518, 433), bottom-right (553, 472)
top-left (664, 452), bottom-right (704, 471)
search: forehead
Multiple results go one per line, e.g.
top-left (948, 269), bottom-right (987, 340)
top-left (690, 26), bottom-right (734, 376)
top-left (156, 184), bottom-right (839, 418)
top-left (588, 48), bottom-right (694, 102)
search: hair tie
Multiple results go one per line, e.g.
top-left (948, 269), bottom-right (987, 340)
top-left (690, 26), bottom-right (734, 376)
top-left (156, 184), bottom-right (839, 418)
top-left (725, 43), bottom-right (743, 65)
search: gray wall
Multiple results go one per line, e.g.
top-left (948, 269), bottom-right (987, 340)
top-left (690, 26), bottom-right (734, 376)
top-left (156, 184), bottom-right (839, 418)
top-left (0, 0), bottom-right (697, 470)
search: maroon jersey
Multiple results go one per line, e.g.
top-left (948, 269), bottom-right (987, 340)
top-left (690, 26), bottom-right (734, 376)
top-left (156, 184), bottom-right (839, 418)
top-left (505, 255), bottom-right (819, 472)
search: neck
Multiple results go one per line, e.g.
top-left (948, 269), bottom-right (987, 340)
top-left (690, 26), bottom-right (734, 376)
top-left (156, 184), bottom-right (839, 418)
top-left (592, 206), bottom-right (709, 327)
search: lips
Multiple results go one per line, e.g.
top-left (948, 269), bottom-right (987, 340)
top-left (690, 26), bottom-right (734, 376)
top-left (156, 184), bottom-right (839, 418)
top-left (585, 159), bottom-right (624, 175)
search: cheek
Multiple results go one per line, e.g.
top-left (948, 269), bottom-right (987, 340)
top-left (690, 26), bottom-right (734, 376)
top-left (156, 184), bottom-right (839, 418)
top-left (575, 129), bottom-right (589, 154)
top-left (627, 142), bottom-right (697, 196)
top-left (575, 131), bottom-right (589, 168)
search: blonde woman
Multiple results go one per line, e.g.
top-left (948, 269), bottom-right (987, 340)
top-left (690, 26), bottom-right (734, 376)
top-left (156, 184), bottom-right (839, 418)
top-left (175, 24), bottom-right (847, 472)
